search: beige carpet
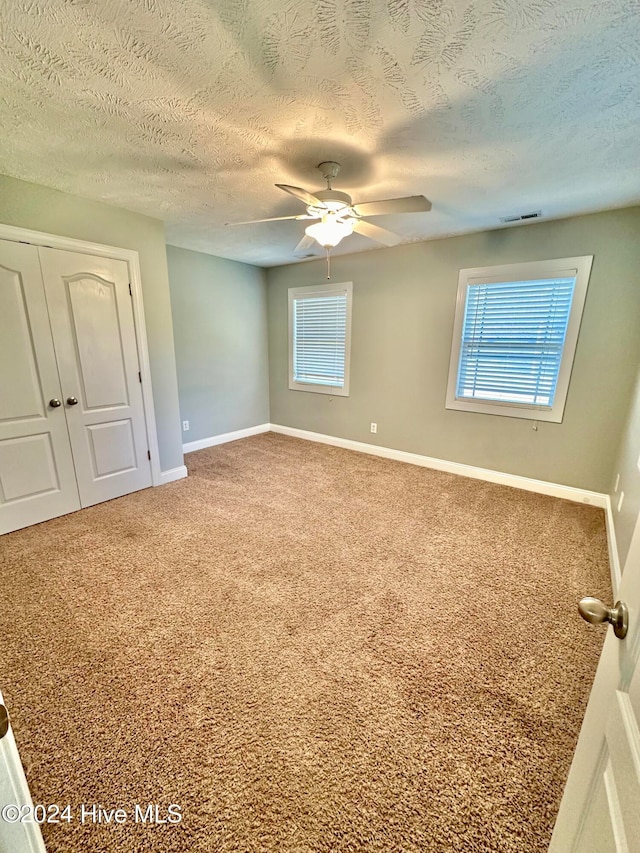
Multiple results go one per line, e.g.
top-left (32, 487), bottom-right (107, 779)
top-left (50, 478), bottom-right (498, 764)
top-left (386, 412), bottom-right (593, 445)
top-left (0, 433), bottom-right (610, 852)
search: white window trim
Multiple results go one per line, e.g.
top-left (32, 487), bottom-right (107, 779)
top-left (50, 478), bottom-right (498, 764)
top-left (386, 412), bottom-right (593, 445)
top-left (446, 256), bottom-right (593, 423)
top-left (288, 281), bottom-right (353, 397)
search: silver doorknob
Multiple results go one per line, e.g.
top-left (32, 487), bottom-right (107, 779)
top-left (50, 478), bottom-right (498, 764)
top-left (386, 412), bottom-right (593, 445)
top-left (578, 597), bottom-right (629, 640)
top-left (49, 398), bottom-right (62, 408)
top-left (66, 396), bottom-right (78, 406)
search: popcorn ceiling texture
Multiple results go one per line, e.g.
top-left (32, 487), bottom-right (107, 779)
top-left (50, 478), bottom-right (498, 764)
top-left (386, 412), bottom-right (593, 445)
top-left (0, 0), bottom-right (638, 265)
top-left (0, 433), bottom-right (610, 852)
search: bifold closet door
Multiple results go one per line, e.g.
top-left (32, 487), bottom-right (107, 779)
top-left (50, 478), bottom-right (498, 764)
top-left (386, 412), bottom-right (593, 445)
top-left (39, 248), bottom-right (152, 508)
top-left (0, 240), bottom-right (80, 534)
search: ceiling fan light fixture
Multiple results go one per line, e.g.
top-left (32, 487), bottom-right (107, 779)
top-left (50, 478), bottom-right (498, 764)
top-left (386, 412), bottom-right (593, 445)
top-left (305, 215), bottom-right (354, 249)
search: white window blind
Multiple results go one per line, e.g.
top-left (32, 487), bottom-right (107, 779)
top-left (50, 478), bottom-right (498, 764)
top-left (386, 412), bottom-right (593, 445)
top-left (456, 276), bottom-right (576, 407)
top-left (288, 283), bottom-right (352, 396)
top-left (446, 257), bottom-right (593, 423)
top-left (293, 294), bottom-right (346, 386)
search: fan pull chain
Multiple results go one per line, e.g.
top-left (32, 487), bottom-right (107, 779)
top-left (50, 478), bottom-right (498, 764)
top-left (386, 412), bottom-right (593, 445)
top-left (326, 249), bottom-right (331, 280)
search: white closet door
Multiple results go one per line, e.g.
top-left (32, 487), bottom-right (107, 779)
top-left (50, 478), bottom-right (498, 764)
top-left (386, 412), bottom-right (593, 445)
top-left (39, 248), bottom-right (152, 507)
top-left (0, 240), bottom-right (80, 535)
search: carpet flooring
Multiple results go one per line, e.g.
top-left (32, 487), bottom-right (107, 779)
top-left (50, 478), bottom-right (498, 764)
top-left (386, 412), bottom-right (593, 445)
top-left (0, 433), bottom-right (610, 852)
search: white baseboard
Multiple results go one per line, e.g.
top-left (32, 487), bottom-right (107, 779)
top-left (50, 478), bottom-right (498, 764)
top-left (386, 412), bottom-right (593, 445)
top-left (183, 423), bottom-right (270, 454)
top-left (159, 465), bottom-right (188, 484)
top-left (269, 424), bottom-right (608, 509)
top-left (176, 421), bottom-right (618, 595)
top-left (604, 496), bottom-right (622, 596)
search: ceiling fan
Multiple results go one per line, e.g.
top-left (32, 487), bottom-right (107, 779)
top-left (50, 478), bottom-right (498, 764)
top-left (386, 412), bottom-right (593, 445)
top-left (226, 161), bottom-right (431, 276)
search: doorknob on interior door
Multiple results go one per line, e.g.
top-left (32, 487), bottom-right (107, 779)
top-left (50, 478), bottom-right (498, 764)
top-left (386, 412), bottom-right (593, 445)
top-left (66, 396), bottom-right (78, 406)
top-left (49, 398), bottom-right (62, 408)
top-left (578, 597), bottom-right (629, 639)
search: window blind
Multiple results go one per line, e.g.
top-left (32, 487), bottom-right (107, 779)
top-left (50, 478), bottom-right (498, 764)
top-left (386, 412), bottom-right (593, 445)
top-left (293, 293), bottom-right (347, 387)
top-left (456, 276), bottom-right (576, 407)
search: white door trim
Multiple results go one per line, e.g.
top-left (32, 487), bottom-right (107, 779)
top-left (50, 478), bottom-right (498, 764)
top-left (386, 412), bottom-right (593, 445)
top-left (604, 496), bottom-right (622, 598)
top-left (0, 691), bottom-right (47, 852)
top-left (0, 224), bottom-right (162, 487)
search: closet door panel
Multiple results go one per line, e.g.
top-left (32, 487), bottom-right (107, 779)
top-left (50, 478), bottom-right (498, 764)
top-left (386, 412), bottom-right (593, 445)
top-left (39, 248), bottom-right (152, 508)
top-left (86, 420), bottom-right (137, 478)
top-left (0, 240), bottom-right (80, 534)
top-left (67, 275), bottom-right (129, 409)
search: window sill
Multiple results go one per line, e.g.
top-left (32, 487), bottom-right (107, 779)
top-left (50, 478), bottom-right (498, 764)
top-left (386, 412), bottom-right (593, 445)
top-left (289, 382), bottom-right (349, 397)
top-left (445, 397), bottom-right (563, 422)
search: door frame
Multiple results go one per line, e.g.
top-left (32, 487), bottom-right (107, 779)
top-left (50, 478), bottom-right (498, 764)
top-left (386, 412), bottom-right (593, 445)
top-left (0, 691), bottom-right (47, 853)
top-left (0, 224), bottom-right (162, 486)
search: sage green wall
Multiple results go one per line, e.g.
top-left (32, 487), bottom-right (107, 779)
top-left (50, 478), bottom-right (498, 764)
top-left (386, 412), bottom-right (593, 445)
top-left (167, 245), bottom-right (269, 442)
top-left (267, 207), bottom-right (640, 492)
top-left (610, 365), bottom-right (640, 567)
top-left (0, 173), bottom-right (183, 473)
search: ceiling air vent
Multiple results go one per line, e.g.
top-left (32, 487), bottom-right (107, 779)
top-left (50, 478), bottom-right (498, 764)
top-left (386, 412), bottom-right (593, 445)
top-left (500, 211), bottom-right (542, 223)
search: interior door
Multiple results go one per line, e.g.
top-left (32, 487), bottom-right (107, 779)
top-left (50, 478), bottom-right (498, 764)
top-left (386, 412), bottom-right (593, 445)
top-left (550, 515), bottom-right (640, 851)
top-left (38, 248), bottom-right (152, 507)
top-left (0, 694), bottom-right (47, 853)
top-left (0, 240), bottom-right (80, 535)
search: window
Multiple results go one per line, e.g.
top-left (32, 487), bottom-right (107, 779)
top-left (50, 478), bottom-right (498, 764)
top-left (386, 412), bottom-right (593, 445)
top-left (288, 282), bottom-right (353, 396)
top-left (446, 257), bottom-right (593, 422)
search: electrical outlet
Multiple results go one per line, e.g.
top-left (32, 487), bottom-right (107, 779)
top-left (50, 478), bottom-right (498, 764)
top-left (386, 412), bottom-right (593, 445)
top-left (617, 491), bottom-right (625, 513)
top-left (370, 422), bottom-right (377, 434)
top-left (182, 420), bottom-right (189, 432)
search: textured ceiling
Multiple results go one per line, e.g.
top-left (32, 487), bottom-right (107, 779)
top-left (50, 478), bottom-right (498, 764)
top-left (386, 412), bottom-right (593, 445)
top-left (1, 0), bottom-right (639, 266)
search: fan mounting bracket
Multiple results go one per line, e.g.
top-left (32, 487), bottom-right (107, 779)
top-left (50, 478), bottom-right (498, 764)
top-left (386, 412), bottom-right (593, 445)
top-left (317, 161), bottom-right (341, 182)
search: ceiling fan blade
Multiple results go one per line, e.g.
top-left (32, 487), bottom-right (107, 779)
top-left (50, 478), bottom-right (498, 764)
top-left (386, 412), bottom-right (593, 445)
top-left (351, 219), bottom-right (402, 247)
top-left (293, 234), bottom-right (317, 255)
top-left (352, 195), bottom-right (432, 217)
top-left (276, 184), bottom-right (327, 209)
top-left (225, 214), bottom-right (315, 226)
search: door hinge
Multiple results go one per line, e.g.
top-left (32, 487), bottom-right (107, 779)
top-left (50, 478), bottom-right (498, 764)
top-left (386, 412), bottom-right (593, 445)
top-left (147, 450), bottom-right (151, 461)
top-left (138, 371), bottom-right (142, 383)
top-left (128, 282), bottom-right (132, 296)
